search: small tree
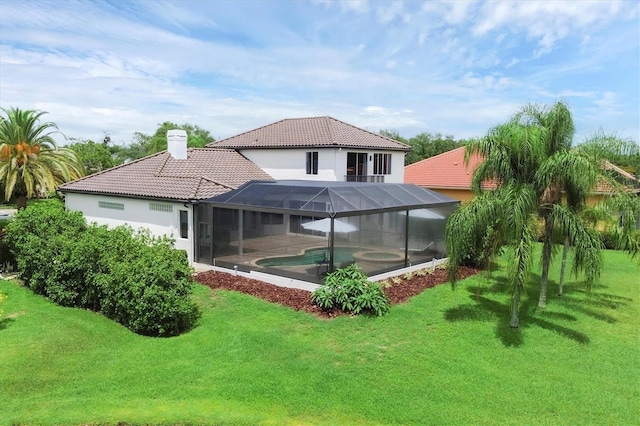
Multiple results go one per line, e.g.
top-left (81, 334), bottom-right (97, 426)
top-left (67, 139), bottom-right (115, 175)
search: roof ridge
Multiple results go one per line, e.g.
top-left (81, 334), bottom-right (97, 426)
top-left (210, 116), bottom-right (336, 146)
top-left (188, 147), bottom-right (238, 153)
top-left (208, 118), bottom-right (293, 146)
top-left (602, 159), bottom-right (638, 182)
top-left (209, 116), bottom-right (410, 150)
top-left (325, 116), bottom-right (411, 149)
top-left (199, 176), bottom-right (238, 190)
top-left (154, 151), bottom-right (172, 177)
top-left (190, 176), bottom-right (238, 199)
top-left (59, 151), bottom-right (168, 188)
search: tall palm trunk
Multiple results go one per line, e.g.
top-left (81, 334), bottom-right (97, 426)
top-left (510, 287), bottom-right (521, 328)
top-left (558, 236), bottom-right (569, 296)
top-left (539, 217), bottom-right (554, 308)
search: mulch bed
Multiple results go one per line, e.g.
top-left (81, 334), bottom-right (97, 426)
top-left (193, 265), bottom-right (478, 318)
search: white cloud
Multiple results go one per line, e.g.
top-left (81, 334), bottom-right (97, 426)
top-left (592, 92), bottom-right (623, 116)
top-left (506, 58), bottom-right (520, 68)
top-left (473, 1), bottom-right (633, 56)
top-left (0, 0), bottom-right (637, 146)
top-left (375, 1), bottom-right (409, 24)
top-left (444, 0), bottom-right (475, 24)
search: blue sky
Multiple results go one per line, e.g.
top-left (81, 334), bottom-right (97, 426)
top-left (1, 0), bottom-right (638, 146)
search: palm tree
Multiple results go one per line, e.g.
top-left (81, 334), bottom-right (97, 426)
top-left (0, 107), bottom-right (85, 209)
top-left (446, 102), bottom-right (605, 327)
top-left (555, 135), bottom-right (640, 295)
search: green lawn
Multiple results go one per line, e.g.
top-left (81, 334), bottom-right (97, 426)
top-left (1, 249), bottom-right (638, 425)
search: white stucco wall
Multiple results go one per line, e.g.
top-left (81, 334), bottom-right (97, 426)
top-left (240, 148), bottom-right (405, 183)
top-left (64, 193), bottom-right (194, 263)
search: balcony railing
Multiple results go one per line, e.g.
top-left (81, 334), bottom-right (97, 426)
top-left (344, 175), bottom-right (385, 183)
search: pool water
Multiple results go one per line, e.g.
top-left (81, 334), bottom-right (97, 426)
top-left (256, 247), bottom-right (359, 267)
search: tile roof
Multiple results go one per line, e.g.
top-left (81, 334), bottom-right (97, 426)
top-left (404, 147), bottom-right (491, 190)
top-left (210, 116), bottom-right (411, 151)
top-left (596, 161), bottom-right (640, 194)
top-left (405, 147), bottom-right (639, 194)
top-left (58, 148), bottom-right (273, 201)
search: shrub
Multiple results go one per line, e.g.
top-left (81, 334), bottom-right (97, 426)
top-left (95, 227), bottom-right (200, 337)
top-left (4, 202), bottom-right (200, 337)
top-left (0, 228), bottom-right (15, 273)
top-left (311, 264), bottom-right (389, 316)
top-left (4, 200), bottom-right (87, 294)
top-left (599, 228), bottom-right (640, 251)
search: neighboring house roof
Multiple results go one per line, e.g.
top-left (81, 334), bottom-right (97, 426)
top-left (595, 161), bottom-right (640, 194)
top-left (210, 116), bottom-right (411, 151)
top-left (404, 147), bottom-right (492, 190)
top-left (58, 148), bottom-right (273, 201)
top-left (404, 146), bottom-right (639, 195)
top-left (603, 160), bottom-right (637, 182)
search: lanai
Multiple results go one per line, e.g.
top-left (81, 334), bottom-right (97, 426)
top-left (195, 180), bottom-right (458, 283)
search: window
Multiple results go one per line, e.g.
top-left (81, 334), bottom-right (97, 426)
top-left (306, 151), bottom-right (318, 175)
top-left (179, 210), bottom-right (188, 239)
top-left (373, 153), bottom-right (392, 175)
top-left (346, 152), bottom-right (367, 179)
top-left (149, 202), bottom-right (173, 212)
top-left (98, 201), bottom-right (124, 210)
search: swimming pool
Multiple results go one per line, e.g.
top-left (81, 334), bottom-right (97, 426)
top-left (256, 247), bottom-right (360, 267)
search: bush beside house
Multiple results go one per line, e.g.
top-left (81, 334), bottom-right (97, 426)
top-left (4, 200), bottom-right (200, 337)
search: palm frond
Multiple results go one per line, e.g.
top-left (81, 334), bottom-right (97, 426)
top-left (0, 108), bottom-right (85, 203)
top-left (505, 213), bottom-right (538, 293)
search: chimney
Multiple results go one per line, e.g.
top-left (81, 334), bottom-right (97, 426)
top-left (167, 129), bottom-right (187, 159)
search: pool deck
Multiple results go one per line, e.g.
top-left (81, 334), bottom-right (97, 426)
top-left (195, 233), bottom-right (328, 291)
top-left (194, 233), bottom-right (449, 292)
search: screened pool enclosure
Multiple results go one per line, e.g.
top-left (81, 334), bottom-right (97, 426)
top-left (195, 180), bottom-right (458, 283)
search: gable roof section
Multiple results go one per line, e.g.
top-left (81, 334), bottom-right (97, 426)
top-left (404, 147), bottom-right (491, 190)
top-left (58, 148), bottom-right (273, 201)
top-left (210, 116), bottom-right (411, 151)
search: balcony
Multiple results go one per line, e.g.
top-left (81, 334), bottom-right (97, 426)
top-left (344, 175), bottom-right (385, 183)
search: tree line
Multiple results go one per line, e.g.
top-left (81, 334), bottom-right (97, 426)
top-left (67, 121), bottom-right (216, 175)
top-left (379, 129), bottom-right (470, 165)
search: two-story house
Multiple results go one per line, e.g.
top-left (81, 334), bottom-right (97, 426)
top-left (59, 116), bottom-right (458, 283)
top-left (211, 116), bottom-right (409, 183)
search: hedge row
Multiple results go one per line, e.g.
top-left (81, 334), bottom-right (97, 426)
top-left (4, 200), bottom-right (200, 337)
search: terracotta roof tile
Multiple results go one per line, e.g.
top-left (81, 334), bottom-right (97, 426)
top-left (405, 147), bottom-right (639, 195)
top-left (404, 147), bottom-right (491, 189)
top-left (210, 116), bottom-right (411, 151)
top-left (58, 148), bottom-right (273, 201)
